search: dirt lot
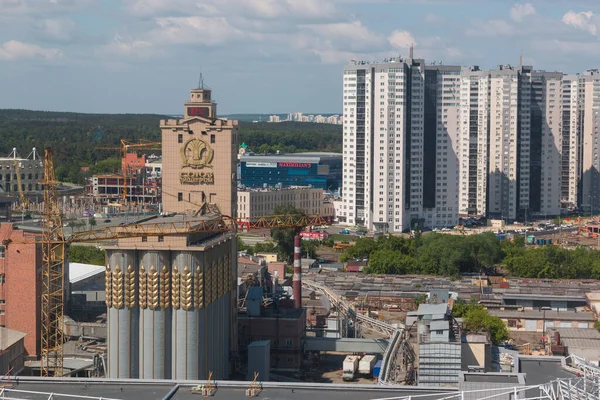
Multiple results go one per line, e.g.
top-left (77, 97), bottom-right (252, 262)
top-left (307, 352), bottom-right (380, 384)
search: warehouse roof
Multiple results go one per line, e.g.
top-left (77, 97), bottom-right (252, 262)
top-left (69, 262), bottom-right (105, 284)
top-left (490, 310), bottom-right (595, 321)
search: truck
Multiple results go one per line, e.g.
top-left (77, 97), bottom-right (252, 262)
top-left (373, 360), bottom-right (382, 378)
top-left (342, 355), bottom-right (359, 381)
top-left (358, 355), bottom-right (377, 377)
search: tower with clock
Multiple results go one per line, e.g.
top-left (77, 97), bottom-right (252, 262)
top-left (185, 74), bottom-right (217, 119)
top-left (160, 78), bottom-right (238, 217)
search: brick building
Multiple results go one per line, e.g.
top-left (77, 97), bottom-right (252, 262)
top-left (0, 223), bottom-right (41, 357)
top-left (238, 305), bottom-right (306, 370)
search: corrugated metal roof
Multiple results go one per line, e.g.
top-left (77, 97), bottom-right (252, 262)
top-left (417, 303), bottom-right (449, 315)
top-left (69, 262), bottom-right (105, 284)
top-left (490, 310), bottom-right (595, 321)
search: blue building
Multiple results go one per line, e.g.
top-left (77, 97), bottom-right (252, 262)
top-left (239, 152), bottom-right (342, 191)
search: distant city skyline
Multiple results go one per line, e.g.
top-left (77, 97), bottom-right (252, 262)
top-left (3, 1), bottom-right (600, 114)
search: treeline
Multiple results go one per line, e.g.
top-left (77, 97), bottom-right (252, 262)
top-left (340, 233), bottom-right (600, 279)
top-left (0, 110), bottom-right (342, 185)
top-left (239, 121), bottom-right (342, 154)
top-left (69, 246), bottom-right (105, 266)
top-left (502, 237), bottom-right (600, 279)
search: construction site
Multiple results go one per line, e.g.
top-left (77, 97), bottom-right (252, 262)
top-left (0, 84), bottom-right (599, 400)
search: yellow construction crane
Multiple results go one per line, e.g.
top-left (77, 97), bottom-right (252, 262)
top-left (13, 160), bottom-right (30, 220)
top-left (97, 139), bottom-right (161, 204)
top-left (3, 147), bottom-right (328, 377)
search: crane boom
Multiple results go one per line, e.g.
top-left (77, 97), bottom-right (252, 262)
top-left (40, 148), bottom-right (65, 377)
top-left (67, 214), bottom-right (327, 243)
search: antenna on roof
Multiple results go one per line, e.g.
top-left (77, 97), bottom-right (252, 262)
top-left (409, 43), bottom-right (414, 59)
top-left (519, 50), bottom-right (523, 68)
top-left (197, 72), bottom-right (205, 90)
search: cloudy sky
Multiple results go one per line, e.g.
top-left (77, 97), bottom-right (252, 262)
top-left (3, 0), bottom-right (600, 115)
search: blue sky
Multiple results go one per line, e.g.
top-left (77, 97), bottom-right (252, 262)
top-left (2, 0), bottom-right (600, 115)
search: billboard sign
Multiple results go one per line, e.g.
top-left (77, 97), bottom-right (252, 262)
top-left (246, 162), bottom-right (277, 168)
top-left (278, 162), bottom-right (312, 168)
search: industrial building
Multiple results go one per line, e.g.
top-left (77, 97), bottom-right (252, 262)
top-left (104, 83), bottom-right (238, 380)
top-left (0, 148), bottom-right (43, 196)
top-left (239, 152), bottom-right (342, 191)
top-left (0, 223), bottom-right (42, 358)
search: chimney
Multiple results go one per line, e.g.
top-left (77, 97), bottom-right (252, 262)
top-left (293, 234), bottom-right (302, 309)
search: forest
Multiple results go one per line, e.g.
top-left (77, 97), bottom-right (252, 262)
top-left (340, 233), bottom-right (600, 280)
top-left (0, 109), bottom-right (341, 184)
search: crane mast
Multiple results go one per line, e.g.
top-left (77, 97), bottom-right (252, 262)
top-left (40, 148), bottom-right (65, 377)
top-left (33, 148), bottom-right (328, 377)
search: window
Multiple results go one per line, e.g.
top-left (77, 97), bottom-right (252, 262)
top-left (141, 236), bottom-right (147, 242)
top-left (0, 274), bottom-right (4, 284)
top-left (285, 339), bottom-right (293, 346)
top-left (210, 134), bottom-right (215, 144)
top-left (0, 245), bottom-right (4, 258)
top-left (178, 192), bottom-right (183, 202)
top-left (158, 236), bottom-right (164, 242)
top-left (178, 134), bottom-right (183, 143)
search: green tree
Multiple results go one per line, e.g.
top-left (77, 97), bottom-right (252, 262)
top-left (69, 246), bottom-right (106, 265)
top-left (455, 303), bottom-right (509, 345)
top-left (88, 216), bottom-right (97, 228)
top-left (270, 204), bottom-right (305, 262)
top-left (302, 240), bottom-right (319, 259)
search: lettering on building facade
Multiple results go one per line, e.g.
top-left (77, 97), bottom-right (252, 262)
top-left (278, 162), bottom-right (312, 168)
top-left (180, 172), bottom-right (215, 184)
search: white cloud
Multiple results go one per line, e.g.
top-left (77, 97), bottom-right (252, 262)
top-left (97, 35), bottom-right (154, 57)
top-left (562, 10), bottom-right (597, 36)
top-left (0, 0), bottom-right (90, 15)
top-left (0, 40), bottom-right (61, 60)
top-left (510, 3), bottom-right (535, 22)
top-left (148, 16), bottom-right (243, 45)
top-left (299, 21), bottom-right (386, 52)
top-left (126, 0), bottom-right (335, 20)
top-left (388, 30), bottom-right (416, 49)
top-left (466, 19), bottom-right (515, 37)
top-left (38, 18), bottom-right (76, 41)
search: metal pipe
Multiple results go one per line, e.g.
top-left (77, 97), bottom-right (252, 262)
top-left (293, 235), bottom-right (302, 309)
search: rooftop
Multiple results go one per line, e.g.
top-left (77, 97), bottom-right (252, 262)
top-left (0, 327), bottom-right (26, 350)
top-left (2, 378), bottom-right (458, 400)
top-left (69, 262), bottom-right (105, 284)
top-left (417, 303), bottom-right (449, 316)
top-left (489, 310), bottom-right (595, 321)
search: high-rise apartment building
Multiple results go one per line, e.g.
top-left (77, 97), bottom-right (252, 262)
top-left (579, 70), bottom-right (600, 213)
top-left (341, 58), bottom-right (461, 232)
top-left (561, 76), bottom-right (581, 209)
top-left (342, 58), bottom-right (597, 232)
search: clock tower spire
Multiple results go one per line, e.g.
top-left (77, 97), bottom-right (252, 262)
top-left (185, 74), bottom-right (216, 119)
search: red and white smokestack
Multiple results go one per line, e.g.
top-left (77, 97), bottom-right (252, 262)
top-left (293, 234), bottom-right (302, 309)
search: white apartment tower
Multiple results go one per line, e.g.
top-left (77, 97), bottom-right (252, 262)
top-left (561, 76), bottom-right (581, 209)
top-left (458, 67), bottom-right (490, 216)
top-left (580, 69), bottom-right (600, 212)
top-left (342, 59), bottom-right (597, 230)
top-left (342, 59), bottom-right (461, 232)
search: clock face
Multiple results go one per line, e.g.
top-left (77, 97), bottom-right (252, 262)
top-left (188, 107), bottom-right (210, 118)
